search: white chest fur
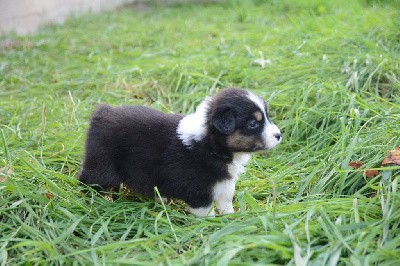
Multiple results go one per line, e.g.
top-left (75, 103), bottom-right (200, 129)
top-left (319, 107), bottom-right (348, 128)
top-left (209, 153), bottom-right (251, 215)
top-left (227, 153), bottom-right (251, 181)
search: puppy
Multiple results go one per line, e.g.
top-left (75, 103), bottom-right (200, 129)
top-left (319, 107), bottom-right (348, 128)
top-left (79, 88), bottom-right (281, 216)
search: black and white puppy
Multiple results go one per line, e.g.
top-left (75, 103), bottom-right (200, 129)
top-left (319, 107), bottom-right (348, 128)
top-left (79, 88), bottom-right (281, 216)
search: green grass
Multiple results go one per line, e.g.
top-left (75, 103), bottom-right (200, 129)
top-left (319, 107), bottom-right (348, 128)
top-left (1, 0), bottom-right (400, 264)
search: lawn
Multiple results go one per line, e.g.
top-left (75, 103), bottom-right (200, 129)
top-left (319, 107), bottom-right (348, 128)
top-left (1, 0), bottom-right (399, 264)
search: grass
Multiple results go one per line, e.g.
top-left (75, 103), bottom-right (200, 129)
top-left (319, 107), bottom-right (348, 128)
top-left (1, 0), bottom-right (399, 264)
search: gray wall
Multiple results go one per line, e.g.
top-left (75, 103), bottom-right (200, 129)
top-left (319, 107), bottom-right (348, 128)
top-left (0, 0), bottom-right (137, 35)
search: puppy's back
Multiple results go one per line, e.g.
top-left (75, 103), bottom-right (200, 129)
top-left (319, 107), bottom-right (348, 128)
top-left (80, 104), bottom-right (183, 193)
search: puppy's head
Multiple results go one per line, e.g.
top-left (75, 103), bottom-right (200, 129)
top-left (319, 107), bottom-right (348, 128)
top-left (207, 88), bottom-right (281, 152)
top-left (177, 88), bottom-right (281, 152)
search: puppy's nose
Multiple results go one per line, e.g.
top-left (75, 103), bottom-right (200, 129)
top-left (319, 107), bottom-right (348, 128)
top-left (274, 133), bottom-right (282, 141)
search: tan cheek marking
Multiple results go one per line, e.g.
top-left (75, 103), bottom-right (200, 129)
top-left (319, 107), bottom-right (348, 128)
top-left (227, 132), bottom-right (263, 150)
top-left (227, 133), bottom-right (244, 147)
top-left (254, 111), bottom-right (262, 122)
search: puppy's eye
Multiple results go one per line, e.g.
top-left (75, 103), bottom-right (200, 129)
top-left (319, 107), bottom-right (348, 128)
top-left (248, 120), bottom-right (260, 129)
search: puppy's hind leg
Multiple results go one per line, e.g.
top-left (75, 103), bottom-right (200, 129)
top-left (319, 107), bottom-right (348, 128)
top-left (79, 154), bottom-right (120, 190)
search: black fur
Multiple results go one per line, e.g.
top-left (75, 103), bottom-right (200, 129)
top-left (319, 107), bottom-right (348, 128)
top-left (80, 105), bottom-right (229, 208)
top-left (80, 88), bottom-right (277, 210)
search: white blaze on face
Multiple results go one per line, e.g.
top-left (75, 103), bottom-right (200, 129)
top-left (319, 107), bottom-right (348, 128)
top-left (246, 91), bottom-right (282, 149)
top-left (246, 91), bottom-right (267, 117)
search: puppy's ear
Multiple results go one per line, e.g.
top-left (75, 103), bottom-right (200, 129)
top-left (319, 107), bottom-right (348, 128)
top-left (212, 108), bottom-right (235, 135)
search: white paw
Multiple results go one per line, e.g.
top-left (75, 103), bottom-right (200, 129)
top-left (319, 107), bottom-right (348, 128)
top-left (217, 204), bottom-right (235, 215)
top-left (187, 205), bottom-right (215, 217)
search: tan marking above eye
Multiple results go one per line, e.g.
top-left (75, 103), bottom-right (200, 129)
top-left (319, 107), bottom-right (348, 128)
top-left (253, 111), bottom-right (263, 121)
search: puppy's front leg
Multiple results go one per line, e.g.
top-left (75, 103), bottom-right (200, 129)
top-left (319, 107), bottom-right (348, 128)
top-left (214, 179), bottom-right (235, 215)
